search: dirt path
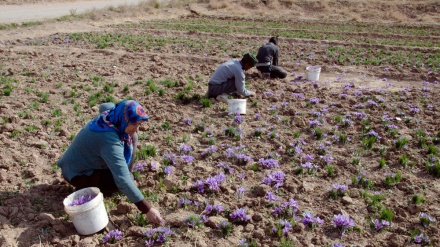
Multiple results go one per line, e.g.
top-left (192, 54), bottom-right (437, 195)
top-left (0, 0), bottom-right (146, 23)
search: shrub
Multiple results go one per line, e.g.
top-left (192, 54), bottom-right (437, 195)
top-left (200, 98), bottom-right (212, 107)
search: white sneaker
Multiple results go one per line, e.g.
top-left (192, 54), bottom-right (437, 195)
top-left (216, 94), bottom-right (229, 103)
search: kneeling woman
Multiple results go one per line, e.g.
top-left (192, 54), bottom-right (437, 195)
top-left (58, 100), bottom-right (163, 224)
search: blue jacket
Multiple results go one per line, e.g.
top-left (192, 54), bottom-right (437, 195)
top-left (58, 123), bottom-right (143, 203)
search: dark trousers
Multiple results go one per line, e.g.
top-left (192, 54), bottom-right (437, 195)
top-left (207, 78), bottom-right (237, 98)
top-left (257, 65), bottom-right (288, 79)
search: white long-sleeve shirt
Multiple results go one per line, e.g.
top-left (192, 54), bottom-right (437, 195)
top-left (209, 59), bottom-right (252, 96)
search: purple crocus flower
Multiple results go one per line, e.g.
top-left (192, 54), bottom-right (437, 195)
top-left (183, 118), bottom-right (192, 125)
top-left (234, 113), bottom-right (243, 124)
top-left (69, 195), bottom-right (95, 206)
top-left (192, 180), bottom-right (205, 193)
top-left (145, 240), bottom-right (155, 246)
top-left (258, 158), bottom-right (280, 169)
top-left (372, 219), bottom-right (390, 230)
top-left (332, 214), bottom-right (356, 236)
top-left (215, 205), bottom-right (224, 213)
top-left (180, 144), bottom-right (192, 153)
top-left (180, 155), bottom-right (194, 164)
top-left (265, 191), bottom-right (280, 202)
top-left (310, 98), bottom-right (320, 104)
top-left (230, 208), bottom-right (250, 222)
top-left (301, 212), bottom-right (324, 227)
top-left (102, 229), bottom-right (123, 244)
top-left (163, 166), bottom-right (173, 175)
top-left (133, 161), bottom-right (147, 172)
top-left (201, 145), bottom-right (218, 156)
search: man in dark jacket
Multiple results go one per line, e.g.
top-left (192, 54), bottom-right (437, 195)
top-left (256, 36), bottom-right (288, 79)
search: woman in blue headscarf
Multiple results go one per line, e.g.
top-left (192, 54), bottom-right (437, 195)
top-left (58, 100), bottom-right (163, 224)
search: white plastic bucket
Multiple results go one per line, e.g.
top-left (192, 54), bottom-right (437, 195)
top-left (306, 66), bottom-right (321, 81)
top-left (63, 187), bottom-right (109, 235)
top-left (228, 99), bottom-right (247, 114)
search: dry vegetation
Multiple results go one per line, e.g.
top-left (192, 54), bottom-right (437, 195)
top-left (0, 0), bottom-right (439, 247)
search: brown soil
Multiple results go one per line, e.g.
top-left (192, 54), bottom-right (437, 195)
top-left (0, 1), bottom-right (439, 247)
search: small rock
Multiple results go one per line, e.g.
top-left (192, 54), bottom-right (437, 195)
top-left (162, 177), bottom-right (177, 190)
top-left (59, 128), bottom-right (70, 137)
top-left (77, 236), bottom-right (96, 247)
top-left (341, 196), bottom-right (353, 205)
top-left (206, 216), bottom-right (228, 229)
top-left (114, 201), bottom-right (132, 215)
top-left (38, 212), bottom-right (55, 221)
top-left (27, 213), bottom-right (35, 220)
top-left (244, 223), bottom-right (255, 232)
top-left (251, 213), bottom-right (263, 222)
top-left (388, 233), bottom-right (404, 247)
top-left (195, 236), bottom-right (208, 247)
top-left (407, 205), bottom-right (421, 215)
top-left (394, 216), bottom-right (406, 223)
top-left (301, 181), bottom-right (315, 192)
top-left (163, 193), bottom-right (177, 207)
top-left (166, 210), bottom-right (193, 227)
top-left (293, 223), bottom-right (305, 233)
top-left (0, 123), bottom-right (14, 133)
top-left (70, 235), bottom-right (80, 245)
top-left (252, 228), bottom-right (265, 239)
top-left (127, 226), bottom-right (146, 237)
top-left (253, 184), bottom-right (271, 197)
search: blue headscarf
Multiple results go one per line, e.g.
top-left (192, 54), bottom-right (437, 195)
top-left (89, 100), bottom-right (149, 165)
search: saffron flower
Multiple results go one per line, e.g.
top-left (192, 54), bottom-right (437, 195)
top-left (262, 171), bottom-right (286, 188)
top-left (180, 155), bottom-right (194, 165)
top-left (292, 93), bottom-right (304, 99)
top-left (201, 145), bottom-right (218, 157)
top-left (163, 153), bottom-right (177, 166)
top-left (332, 214), bottom-right (356, 236)
top-left (239, 239), bottom-right (249, 247)
top-left (258, 158), bottom-right (279, 169)
top-left (177, 198), bottom-right (192, 208)
top-left (265, 191), bottom-right (280, 202)
top-left (69, 195), bottom-right (95, 206)
top-left (163, 166), bottom-right (173, 175)
top-left (330, 183), bottom-right (348, 199)
top-left (102, 229), bottom-right (123, 244)
top-left (309, 120), bottom-right (321, 128)
top-left (229, 208), bottom-right (251, 223)
top-left (371, 219), bottom-right (390, 231)
top-left (301, 212), bottom-right (324, 227)
top-left (236, 187), bottom-right (246, 198)
top-left (420, 212), bottom-right (437, 226)
top-left (179, 144), bottom-right (192, 154)
top-left (310, 97), bottom-right (320, 104)
top-left (144, 227), bottom-right (172, 245)
top-left (183, 118), bottom-right (192, 125)
top-left (413, 233), bottom-right (430, 244)
top-left (133, 161), bottom-right (147, 172)
top-left (217, 162), bottom-right (235, 174)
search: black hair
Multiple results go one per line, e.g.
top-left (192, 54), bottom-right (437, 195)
top-left (269, 36), bottom-right (278, 45)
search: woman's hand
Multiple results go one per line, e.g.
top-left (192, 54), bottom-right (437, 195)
top-left (146, 207), bottom-right (165, 225)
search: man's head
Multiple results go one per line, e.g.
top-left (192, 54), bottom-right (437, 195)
top-left (241, 53), bottom-right (258, 71)
top-left (269, 36), bottom-right (278, 45)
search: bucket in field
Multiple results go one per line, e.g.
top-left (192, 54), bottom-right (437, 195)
top-left (306, 66), bottom-right (321, 81)
top-left (63, 187), bottom-right (108, 235)
top-left (228, 99), bottom-right (247, 114)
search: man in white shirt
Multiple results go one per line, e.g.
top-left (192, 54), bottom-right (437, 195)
top-left (206, 53), bottom-right (258, 102)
